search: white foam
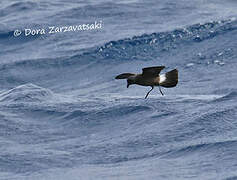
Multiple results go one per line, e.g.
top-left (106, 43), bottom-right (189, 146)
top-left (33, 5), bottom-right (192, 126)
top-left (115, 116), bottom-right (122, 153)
top-left (159, 74), bottom-right (166, 83)
top-left (186, 63), bottom-right (194, 67)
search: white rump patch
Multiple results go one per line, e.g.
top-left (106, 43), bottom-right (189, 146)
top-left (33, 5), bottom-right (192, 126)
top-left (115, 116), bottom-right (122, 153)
top-left (159, 74), bottom-right (166, 83)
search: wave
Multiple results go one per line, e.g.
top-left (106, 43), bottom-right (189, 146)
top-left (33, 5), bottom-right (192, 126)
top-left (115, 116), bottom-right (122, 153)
top-left (0, 18), bottom-right (236, 90)
top-left (212, 90), bottom-right (237, 102)
top-left (0, 30), bottom-right (13, 39)
top-left (225, 176), bottom-right (237, 180)
top-left (59, 104), bottom-right (152, 128)
top-left (191, 107), bottom-right (236, 129)
top-left (1, 17), bottom-right (237, 65)
top-left (0, 82), bottom-right (153, 126)
top-left (163, 139), bottom-right (237, 159)
top-left (0, 83), bottom-right (54, 103)
top-left (0, 1), bottom-right (38, 18)
top-left (96, 18), bottom-right (237, 60)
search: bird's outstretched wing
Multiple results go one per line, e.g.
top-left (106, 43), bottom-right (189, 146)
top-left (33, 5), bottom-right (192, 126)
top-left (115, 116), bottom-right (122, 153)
top-left (142, 66), bottom-right (165, 77)
top-left (115, 73), bottom-right (135, 79)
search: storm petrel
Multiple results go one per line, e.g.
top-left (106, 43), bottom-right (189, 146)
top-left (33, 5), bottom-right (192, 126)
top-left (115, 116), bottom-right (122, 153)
top-left (115, 66), bottom-right (178, 99)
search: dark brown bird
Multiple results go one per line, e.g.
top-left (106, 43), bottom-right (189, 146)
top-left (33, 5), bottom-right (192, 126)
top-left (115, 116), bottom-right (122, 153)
top-left (115, 66), bottom-right (178, 99)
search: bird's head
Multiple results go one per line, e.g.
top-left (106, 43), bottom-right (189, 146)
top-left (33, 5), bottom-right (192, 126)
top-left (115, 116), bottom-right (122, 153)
top-left (127, 77), bottom-right (135, 88)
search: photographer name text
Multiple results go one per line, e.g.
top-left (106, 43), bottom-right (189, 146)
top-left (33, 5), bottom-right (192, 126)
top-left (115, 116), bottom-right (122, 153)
top-left (14, 21), bottom-right (103, 37)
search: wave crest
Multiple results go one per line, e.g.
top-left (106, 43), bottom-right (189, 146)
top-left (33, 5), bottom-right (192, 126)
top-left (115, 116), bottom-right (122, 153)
top-left (0, 83), bottom-right (54, 103)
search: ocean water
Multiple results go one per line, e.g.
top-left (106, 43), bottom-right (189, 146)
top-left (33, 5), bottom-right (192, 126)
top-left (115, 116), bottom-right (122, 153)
top-left (0, 0), bottom-right (237, 179)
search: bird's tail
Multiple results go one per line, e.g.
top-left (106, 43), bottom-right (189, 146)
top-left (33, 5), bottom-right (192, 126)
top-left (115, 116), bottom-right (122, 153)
top-left (159, 69), bottom-right (178, 88)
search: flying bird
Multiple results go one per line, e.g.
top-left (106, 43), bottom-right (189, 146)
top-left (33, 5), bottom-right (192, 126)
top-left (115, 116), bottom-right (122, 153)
top-left (115, 66), bottom-right (178, 99)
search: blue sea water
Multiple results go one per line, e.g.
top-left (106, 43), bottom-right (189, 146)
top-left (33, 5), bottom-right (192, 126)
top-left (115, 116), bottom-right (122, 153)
top-left (0, 0), bottom-right (237, 179)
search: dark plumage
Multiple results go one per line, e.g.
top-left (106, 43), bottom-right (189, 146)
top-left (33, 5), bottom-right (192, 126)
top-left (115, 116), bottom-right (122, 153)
top-left (115, 66), bottom-right (178, 98)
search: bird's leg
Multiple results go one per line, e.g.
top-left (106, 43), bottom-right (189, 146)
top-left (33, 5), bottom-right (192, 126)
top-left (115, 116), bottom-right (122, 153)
top-left (159, 86), bottom-right (164, 96)
top-left (145, 86), bottom-right (154, 99)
